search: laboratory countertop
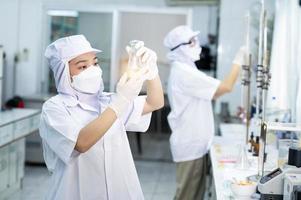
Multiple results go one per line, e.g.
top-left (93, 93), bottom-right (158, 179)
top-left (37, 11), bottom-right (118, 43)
top-left (210, 123), bottom-right (279, 200)
top-left (0, 108), bottom-right (41, 127)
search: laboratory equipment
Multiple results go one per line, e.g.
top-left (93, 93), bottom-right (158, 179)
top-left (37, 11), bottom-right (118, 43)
top-left (248, 132), bottom-right (255, 152)
top-left (257, 147), bottom-right (301, 199)
top-left (278, 140), bottom-right (299, 168)
top-left (249, 0), bottom-right (272, 177)
top-left (246, 1), bottom-right (300, 184)
top-left (258, 167), bottom-right (301, 200)
top-left (235, 145), bottom-right (251, 169)
top-left (236, 12), bottom-right (253, 170)
top-left (258, 9), bottom-right (272, 177)
top-left (127, 40), bottom-right (144, 77)
top-left (288, 147), bottom-right (301, 168)
top-left (230, 180), bottom-right (257, 198)
top-left (241, 12), bottom-right (252, 144)
top-left (283, 173), bottom-right (301, 200)
top-left (258, 122), bottom-right (301, 176)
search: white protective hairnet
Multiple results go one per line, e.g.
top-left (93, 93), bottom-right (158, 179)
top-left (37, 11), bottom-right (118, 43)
top-left (45, 35), bottom-right (102, 110)
top-left (163, 25), bottom-right (200, 65)
top-left (45, 35), bottom-right (101, 96)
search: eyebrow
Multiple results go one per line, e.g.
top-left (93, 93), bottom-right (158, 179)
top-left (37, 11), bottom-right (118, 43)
top-left (75, 57), bottom-right (98, 65)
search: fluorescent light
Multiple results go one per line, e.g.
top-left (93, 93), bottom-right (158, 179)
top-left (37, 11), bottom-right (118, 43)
top-left (47, 10), bottom-right (78, 17)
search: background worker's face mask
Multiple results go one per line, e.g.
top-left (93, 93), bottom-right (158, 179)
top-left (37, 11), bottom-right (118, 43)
top-left (170, 37), bottom-right (202, 62)
top-left (71, 65), bottom-right (104, 94)
top-left (183, 45), bottom-right (202, 62)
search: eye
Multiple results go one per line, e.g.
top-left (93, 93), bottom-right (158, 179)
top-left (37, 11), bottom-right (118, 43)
top-left (78, 66), bottom-right (87, 70)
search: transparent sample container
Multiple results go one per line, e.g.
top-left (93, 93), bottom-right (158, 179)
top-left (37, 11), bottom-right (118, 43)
top-left (127, 40), bottom-right (144, 77)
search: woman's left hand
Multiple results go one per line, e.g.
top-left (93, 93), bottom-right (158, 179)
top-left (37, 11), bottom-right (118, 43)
top-left (135, 46), bottom-right (159, 81)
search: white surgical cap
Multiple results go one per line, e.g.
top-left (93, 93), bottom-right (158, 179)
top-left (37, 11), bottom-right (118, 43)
top-left (163, 25), bottom-right (200, 64)
top-left (163, 25), bottom-right (200, 50)
top-left (44, 35), bottom-right (101, 96)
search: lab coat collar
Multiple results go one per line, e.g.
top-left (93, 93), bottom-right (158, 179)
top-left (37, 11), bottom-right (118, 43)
top-left (60, 94), bottom-right (100, 113)
top-left (173, 61), bottom-right (198, 72)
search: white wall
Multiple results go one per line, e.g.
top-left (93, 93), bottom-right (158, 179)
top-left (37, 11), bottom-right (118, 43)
top-left (118, 12), bottom-right (187, 62)
top-left (16, 0), bottom-right (43, 97)
top-left (0, 0), bottom-right (20, 102)
top-left (0, 0), bottom-right (43, 101)
top-left (1, 0), bottom-right (217, 102)
top-left (192, 5), bottom-right (218, 41)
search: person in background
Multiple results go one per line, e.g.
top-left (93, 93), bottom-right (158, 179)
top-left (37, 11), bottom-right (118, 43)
top-left (163, 25), bottom-right (247, 200)
top-left (39, 35), bottom-right (164, 200)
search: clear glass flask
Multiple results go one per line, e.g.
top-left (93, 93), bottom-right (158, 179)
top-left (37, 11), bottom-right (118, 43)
top-left (127, 40), bottom-right (144, 77)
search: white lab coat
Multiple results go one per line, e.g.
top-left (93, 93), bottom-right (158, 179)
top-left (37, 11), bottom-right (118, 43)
top-left (167, 61), bottom-right (220, 162)
top-left (39, 93), bottom-right (151, 200)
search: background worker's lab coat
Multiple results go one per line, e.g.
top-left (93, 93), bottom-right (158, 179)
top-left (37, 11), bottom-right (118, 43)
top-left (167, 61), bottom-right (220, 162)
top-left (39, 93), bottom-right (151, 200)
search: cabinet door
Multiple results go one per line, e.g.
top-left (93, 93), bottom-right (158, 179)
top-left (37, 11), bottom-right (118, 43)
top-left (8, 143), bottom-right (18, 186)
top-left (0, 147), bottom-right (9, 193)
top-left (13, 118), bottom-right (30, 139)
top-left (29, 114), bottom-right (40, 133)
top-left (17, 139), bottom-right (25, 179)
top-left (0, 124), bottom-right (13, 146)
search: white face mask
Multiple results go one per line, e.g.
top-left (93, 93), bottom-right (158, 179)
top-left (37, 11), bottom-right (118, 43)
top-left (71, 65), bottom-right (104, 94)
top-left (183, 45), bottom-right (202, 61)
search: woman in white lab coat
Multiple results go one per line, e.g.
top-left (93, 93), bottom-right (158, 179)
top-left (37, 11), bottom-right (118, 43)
top-left (39, 35), bottom-right (164, 200)
top-left (163, 26), bottom-right (247, 200)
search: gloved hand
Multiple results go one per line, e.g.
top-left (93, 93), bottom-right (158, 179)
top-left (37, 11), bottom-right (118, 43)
top-left (138, 47), bottom-right (159, 80)
top-left (126, 45), bottom-right (159, 81)
top-left (233, 46), bottom-right (248, 66)
top-left (109, 68), bottom-right (147, 118)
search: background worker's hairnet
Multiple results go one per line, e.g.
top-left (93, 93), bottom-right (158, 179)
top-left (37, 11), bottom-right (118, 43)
top-left (44, 35), bottom-right (101, 96)
top-left (163, 25), bottom-right (201, 65)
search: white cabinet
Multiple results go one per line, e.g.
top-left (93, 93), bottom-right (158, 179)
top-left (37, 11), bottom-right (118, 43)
top-left (17, 139), bottom-right (25, 180)
top-left (0, 109), bottom-right (40, 199)
top-left (8, 143), bottom-right (18, 187)
top-left (0, 146), bottom-right (9, 193)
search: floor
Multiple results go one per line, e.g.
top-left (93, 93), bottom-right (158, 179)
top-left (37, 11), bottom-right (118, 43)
top-left (7, 160), bottom-right (176, 200)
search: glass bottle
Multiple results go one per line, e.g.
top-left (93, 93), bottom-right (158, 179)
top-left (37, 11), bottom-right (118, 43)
top-left (127, 40), bottom-right (144, 77)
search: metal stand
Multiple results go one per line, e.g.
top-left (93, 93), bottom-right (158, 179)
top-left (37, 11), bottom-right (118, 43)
top-left (236, 13), bottom-right (252, 170)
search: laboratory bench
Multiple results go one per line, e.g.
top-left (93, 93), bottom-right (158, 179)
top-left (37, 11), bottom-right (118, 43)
top-left (0, 108), bottom-right (41, 200)
top-left (210, 123), bottom-right (279, 200)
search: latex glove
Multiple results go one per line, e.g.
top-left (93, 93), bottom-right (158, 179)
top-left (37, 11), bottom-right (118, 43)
top-left (126, 46), bottom-right (159, 81)
top-left (109, 68), bottom-right (147, 118)
top-left (137, 47), bottom-right (159, 80)
top-left (233, 46), bottom-right (248, 66)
